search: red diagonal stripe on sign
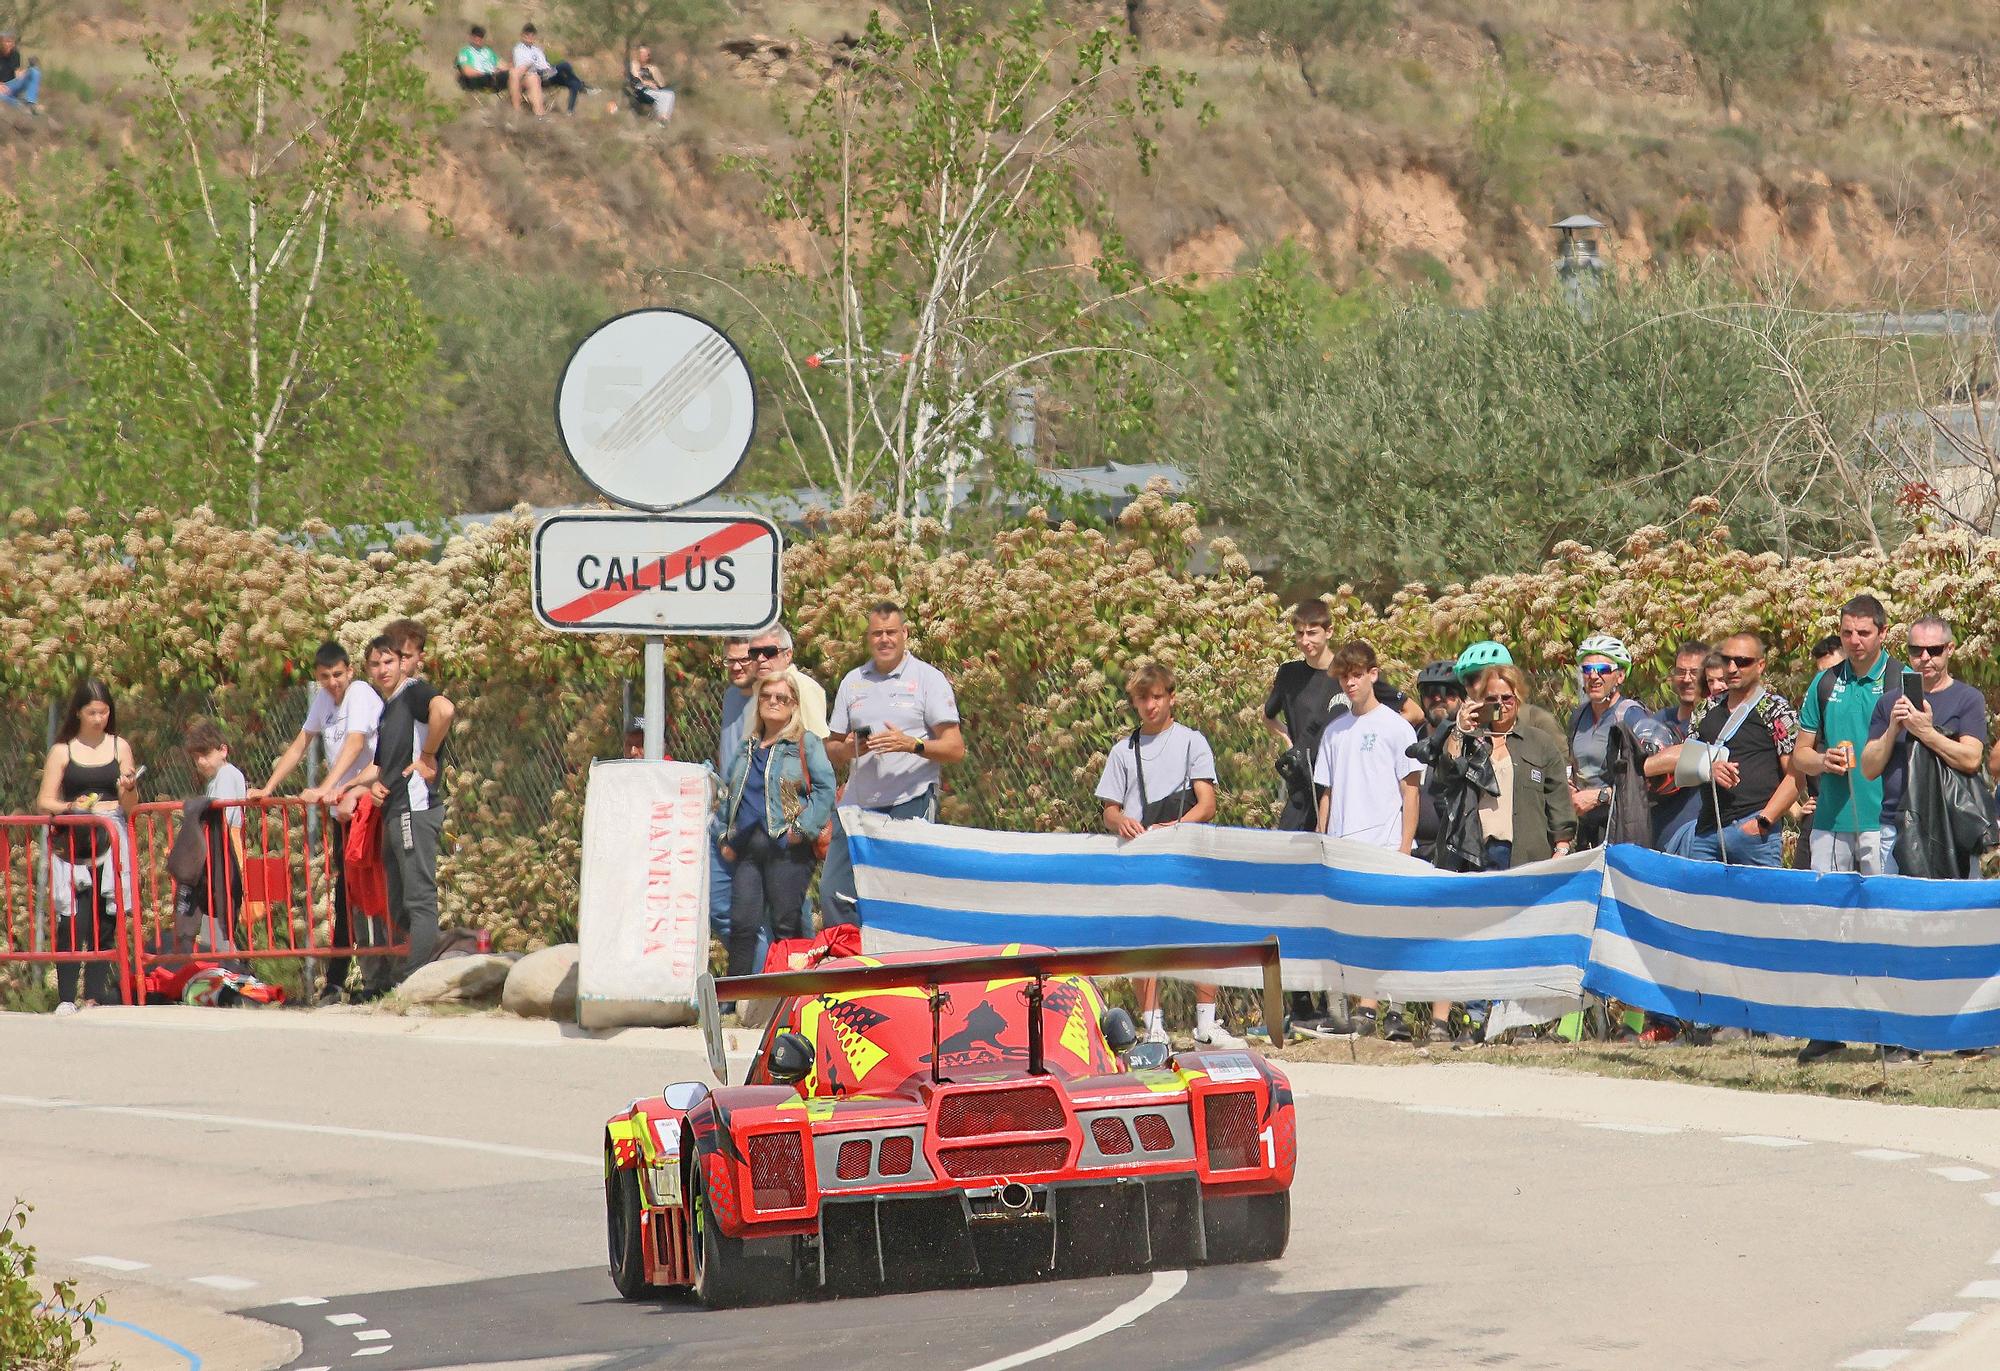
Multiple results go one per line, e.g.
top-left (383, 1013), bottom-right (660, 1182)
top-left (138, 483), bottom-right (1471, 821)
top-left (549, 521), bottom-right (772, 623)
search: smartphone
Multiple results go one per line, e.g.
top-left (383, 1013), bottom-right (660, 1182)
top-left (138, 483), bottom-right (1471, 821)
top-left (1902, 669), bottom-right (1925, 713)
top-left (1479, 701), bottom-right (1501, 729)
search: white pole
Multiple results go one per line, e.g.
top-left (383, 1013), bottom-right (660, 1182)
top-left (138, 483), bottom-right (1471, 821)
top-left (643, 637), bottom-right (666, 761)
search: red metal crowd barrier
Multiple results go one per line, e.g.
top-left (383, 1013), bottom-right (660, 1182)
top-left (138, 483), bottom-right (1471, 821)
top-left (0, 797), bottom-right (407, 1006)
top-left (128, 797), bottom-right (407, 993)
top-left (0, 812), bottom-right (137, 1006)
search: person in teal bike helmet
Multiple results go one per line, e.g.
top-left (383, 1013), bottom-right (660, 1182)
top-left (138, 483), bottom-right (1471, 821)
top-left (1454, 641), bottom-right (1562, 749)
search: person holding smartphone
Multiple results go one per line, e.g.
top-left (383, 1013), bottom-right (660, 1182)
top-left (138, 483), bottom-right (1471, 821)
top-left (1436, 666), bottom-right (1576, 873)
top-left (1861, 615), bottom-right (1988, 878)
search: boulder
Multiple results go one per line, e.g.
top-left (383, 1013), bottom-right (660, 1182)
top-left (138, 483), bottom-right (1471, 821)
top-left (503, 943), bottom-right (581, 1021)
top-left (398, 953), bottom-right (514, 1006)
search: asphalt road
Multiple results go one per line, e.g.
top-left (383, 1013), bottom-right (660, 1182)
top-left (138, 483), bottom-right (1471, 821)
top-left (7, 1008), bottom-right (2000, 1371)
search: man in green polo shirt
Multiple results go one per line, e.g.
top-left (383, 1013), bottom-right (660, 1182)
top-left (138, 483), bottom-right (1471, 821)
top-left (1794, 593), bottom-right (1897, 879)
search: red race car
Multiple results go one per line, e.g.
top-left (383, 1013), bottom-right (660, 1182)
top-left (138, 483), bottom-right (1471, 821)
top-left (602, 940), bottom-right (1297, 1306)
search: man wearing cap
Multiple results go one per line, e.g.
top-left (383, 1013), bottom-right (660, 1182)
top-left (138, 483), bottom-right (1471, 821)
top-left (1568, 634), bottom-right (1646, 850)
top-left (0, 32), bottom-right (40, 112)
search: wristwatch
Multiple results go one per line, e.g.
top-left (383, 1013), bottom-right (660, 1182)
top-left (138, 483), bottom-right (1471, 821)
top-left (914, 740), bottom-right (927, 757)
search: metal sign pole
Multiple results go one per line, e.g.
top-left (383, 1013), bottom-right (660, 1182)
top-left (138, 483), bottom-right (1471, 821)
top-left (643, 637), bottom-right (666, 761)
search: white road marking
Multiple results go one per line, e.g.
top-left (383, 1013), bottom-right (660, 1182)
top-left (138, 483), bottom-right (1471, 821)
top-left (189, 1274), bottom-right (260, 1291)
top-left (1957, 1281), bottom-right (2000, 1300)
top-left (280, 1297), bottom-right (330, 1306)
top-left (1584, 1122), bottom-right (1679, 1135)
top-left (1840, 1351), bottom-right (1912, 1369)
top-left (1725, 1135), bottom-right (1808, 1148)
top-left (1983, 1193), bottom-right (2000, 1208)
top-left (1929, 1166), bottom-right (1990, 1183)
top-left (327, 1313), bottom-right (368, 1326)
top-left (355, 1330), bottom-right (391, 1342)
top-left (1854, 1149), bottom-right (1920, 1162)
top-left (0, 1093), bottom-right (596, 1168)
top-left (959, 1269), bottom-right (1187, 1371)
top-left (353, 1349), bottom-right (392, 1359)
top-left (75, 1255), bottom-right (150, 1272)
top-left (1908, 1311), bottom-right (1972, 1333)
top-left (1402, 1105), bottom-right (1505, 1118)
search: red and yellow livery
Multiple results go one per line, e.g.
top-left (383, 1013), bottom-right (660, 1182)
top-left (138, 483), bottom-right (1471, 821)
top-left (602, 940), bottom-right (1296, 1306)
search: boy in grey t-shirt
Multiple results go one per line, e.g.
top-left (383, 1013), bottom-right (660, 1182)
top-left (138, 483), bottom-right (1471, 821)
top-left (1095, 663), bottom-right (1245, 1049)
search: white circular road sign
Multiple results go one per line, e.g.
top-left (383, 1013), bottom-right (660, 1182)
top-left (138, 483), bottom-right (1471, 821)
top-left (554, 309), bottom-right (757, 511)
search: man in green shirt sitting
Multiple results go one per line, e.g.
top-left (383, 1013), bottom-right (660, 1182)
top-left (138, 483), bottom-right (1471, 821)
top-left (456, 25), bottom-right (509, 93)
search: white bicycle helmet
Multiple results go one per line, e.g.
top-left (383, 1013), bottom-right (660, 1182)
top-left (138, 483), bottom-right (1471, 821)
top-left (1577, 633), bottom-right (1632, 669)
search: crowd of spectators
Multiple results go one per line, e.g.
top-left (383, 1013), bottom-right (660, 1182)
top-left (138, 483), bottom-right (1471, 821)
top-left (1255, 593), bottom-right (2000, 1058)
top-left (453, 21), bottom-right (677, 127)
top-left (33, 618), bottom-right (456, 1014)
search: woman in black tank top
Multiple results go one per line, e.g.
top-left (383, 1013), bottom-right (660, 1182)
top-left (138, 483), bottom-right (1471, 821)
top-left (34, 678), bottom-right (143, 1010)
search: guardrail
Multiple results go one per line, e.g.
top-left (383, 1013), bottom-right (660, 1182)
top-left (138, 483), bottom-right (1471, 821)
top-left (0, 796), bottom-right (407, 1004)
top-left (0, 812), bottom-right (137, 1006)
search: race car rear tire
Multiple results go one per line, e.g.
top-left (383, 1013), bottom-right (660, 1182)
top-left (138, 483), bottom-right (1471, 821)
top-left (690, 1160), bottom-right (765, 1309)
top-left (607, 1160), bottom-right (658, 1300)
top-left (1202, 1190), bottom-right (1289, 1265)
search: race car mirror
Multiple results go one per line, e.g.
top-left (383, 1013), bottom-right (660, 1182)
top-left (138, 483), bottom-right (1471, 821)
top-left (663, 1080), bottom-right (710, 1111)
top-left (767, 1031), bottom-right (815, 1085)
top-left (1099, 1007), bottom-right (1140, 1054)
top-left (1126, 1042), bottom-right (1171, 1070)
top-left (697, 972), bottom-right (729, 1082)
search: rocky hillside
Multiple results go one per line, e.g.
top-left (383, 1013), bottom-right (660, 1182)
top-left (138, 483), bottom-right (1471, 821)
top-left (7, 0), bottom-right (1998, 308)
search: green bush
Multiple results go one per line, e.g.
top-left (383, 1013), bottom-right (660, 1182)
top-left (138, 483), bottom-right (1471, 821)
top-left (0, 1200), bottom-right (105, 1371)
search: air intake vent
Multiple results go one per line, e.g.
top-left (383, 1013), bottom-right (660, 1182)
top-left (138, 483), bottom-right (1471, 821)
top-left (878, 1135), bottom-right (914, 1176)
top-left (1134, 1113), bottom-right (1175, 1152)
top-left (938, 1140), bottom-right (1069, 1179)
top-left (937, 1085), bottom-right (1065, 1138)
top-left (748, 1133), bottom-right (806, 1209)
top-left (1202, 1093), bottom-right (1259, 1172)
top-left (1091, 1116), bottom-right (1134, 1156)
top-left (836, 1139), bottom-right (872, 1180)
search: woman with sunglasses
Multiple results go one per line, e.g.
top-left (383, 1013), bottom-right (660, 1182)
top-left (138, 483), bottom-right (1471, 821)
top-left (716, 675), bottom-right (836, 981)
top-left (1435, 665), bottom-right (1576, 871)
top-left (1568, 633), bottom-right (1645, 850)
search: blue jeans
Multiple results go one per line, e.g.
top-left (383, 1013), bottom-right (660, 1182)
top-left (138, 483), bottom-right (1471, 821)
top-left (3, 67), bottom-right (39, 106)
top-left (1685, 818), bottom-right (1784, 867)
top-left (818, 787), bottom-right (938, 927)
top-left (709, 833), bottom-right (767, 971)
top-left (1879, 824), bottom-right (1899, 877)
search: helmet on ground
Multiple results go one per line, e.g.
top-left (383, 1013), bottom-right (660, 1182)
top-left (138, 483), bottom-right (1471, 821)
top-left (1416, 660), bottom-right (1462, 692)
top-left (1454, 640), bottom-right (1512, 682)
top-left (1577, 633), bottom-right (1632, 669)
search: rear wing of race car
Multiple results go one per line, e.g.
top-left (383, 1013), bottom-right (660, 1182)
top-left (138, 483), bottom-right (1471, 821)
top-left (700, 938), bottom-right (1286, 1081)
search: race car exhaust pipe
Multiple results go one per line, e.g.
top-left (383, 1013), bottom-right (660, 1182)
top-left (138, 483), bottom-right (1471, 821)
top-left (997, 1181), bottom-right (1033, 1212)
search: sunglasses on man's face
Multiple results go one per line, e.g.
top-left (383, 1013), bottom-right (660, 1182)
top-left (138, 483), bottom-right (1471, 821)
top-left (1579, 663), bottom-right (1618, 678)
top-left (1720, 653), bottom-right (1761, 668)
top-left (1907, 643), bottom-right (1950, 658)
top-left (747, 645), bottom-right (784, 660)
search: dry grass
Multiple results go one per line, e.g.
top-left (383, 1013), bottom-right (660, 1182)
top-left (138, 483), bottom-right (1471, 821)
top-left (1271, 1030), bottom-right (2000, 1110)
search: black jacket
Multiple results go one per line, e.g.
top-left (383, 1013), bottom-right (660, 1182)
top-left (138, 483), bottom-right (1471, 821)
top-left (1895, 745), bottom-right (1996, 880)
top-left (1419, 726), bottom-right (1576, 869)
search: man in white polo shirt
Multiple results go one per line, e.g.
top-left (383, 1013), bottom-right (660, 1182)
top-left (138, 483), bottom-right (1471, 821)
top-left (250, 639), bottom-right (384, 1004)
top-left (821, 601), bottom-right (965, 926)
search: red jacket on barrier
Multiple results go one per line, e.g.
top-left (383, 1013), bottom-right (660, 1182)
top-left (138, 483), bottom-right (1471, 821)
top-left (344, 794), bottom-right (389, 922)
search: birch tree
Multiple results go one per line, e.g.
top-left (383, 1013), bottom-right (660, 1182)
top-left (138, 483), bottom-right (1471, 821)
top-left (42, 0), bottom-right (442, 529)
top-left (691, 0), bottom-right (1198, 534)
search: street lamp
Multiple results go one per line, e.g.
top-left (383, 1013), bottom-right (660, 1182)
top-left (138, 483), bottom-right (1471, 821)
top-left (1552, 213), bottom-right (1606, 313)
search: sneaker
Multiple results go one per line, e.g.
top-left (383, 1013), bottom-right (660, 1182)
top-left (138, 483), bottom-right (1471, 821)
top-left (1881, 1046), bottom-right (1922, 1065)
top-left (1797, 1039), bottom-right (1843, 1065)
top-left (1382, 1011), bottom-right (1411, 1043)
top-left (1143, 1024), bottom-right (1169, 1047)
top-left (53, 1001), bottom-right (78, 1017)
top-left (1424, 1022), bottom-right (1451, 1045)
top-left (1193, 1025), bottom-right (1249, 1050)
top-left (1348, 1006), bottom-right (1378, 1038)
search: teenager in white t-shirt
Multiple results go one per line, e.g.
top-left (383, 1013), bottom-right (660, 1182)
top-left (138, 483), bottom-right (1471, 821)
top-left (1312, 641), bottom-right (1442, 1043)
top-left (1095, 663), bottom-right (1246, 1049)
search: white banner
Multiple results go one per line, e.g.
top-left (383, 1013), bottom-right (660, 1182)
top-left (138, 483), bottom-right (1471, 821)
top-left (576, 759), bottom-right (711, 1028)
